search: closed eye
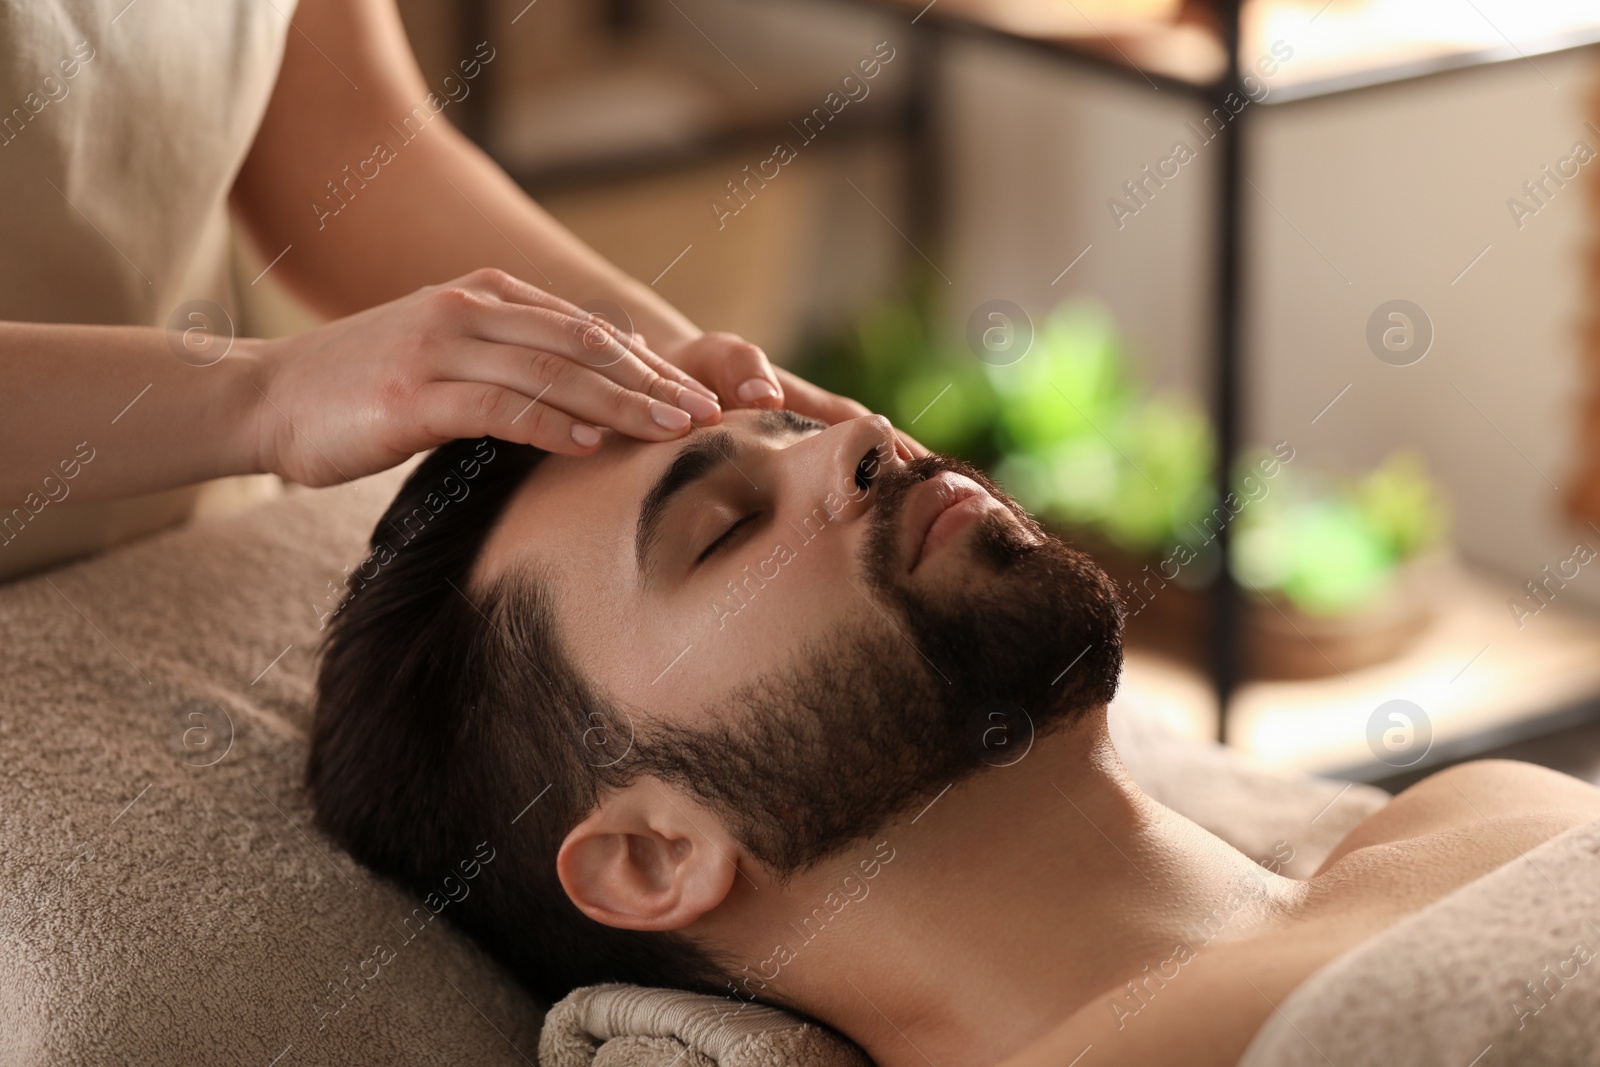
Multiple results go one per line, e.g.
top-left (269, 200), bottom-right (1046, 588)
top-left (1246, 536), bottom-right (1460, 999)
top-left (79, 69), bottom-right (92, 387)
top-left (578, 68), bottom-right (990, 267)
top-left (696, 512), bottom-right (761, 565)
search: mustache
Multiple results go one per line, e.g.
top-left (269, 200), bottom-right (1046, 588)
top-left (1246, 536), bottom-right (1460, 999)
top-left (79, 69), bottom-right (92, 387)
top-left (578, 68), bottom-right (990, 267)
top-left (860, 453), bottom-right (1046, 579)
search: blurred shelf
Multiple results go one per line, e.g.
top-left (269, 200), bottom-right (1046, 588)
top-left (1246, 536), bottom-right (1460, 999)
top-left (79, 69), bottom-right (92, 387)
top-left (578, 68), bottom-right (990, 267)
top-left (863, 0), bottom-right (1228, 90)
top-left (1120, 554), bottom-right (1600, 780)
top-left (474, 1), bottom-right (1600, 191)
top-left (853, 0), bottom-right (1600, 104)
top-left (483, 47), bottom-right (907, 192)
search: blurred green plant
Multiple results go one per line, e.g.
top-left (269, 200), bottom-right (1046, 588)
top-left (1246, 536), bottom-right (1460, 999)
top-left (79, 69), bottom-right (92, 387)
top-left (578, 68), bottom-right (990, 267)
top-left (1233, 449), bottom-right (1450, 616)
top-left (793, 293), bottom-right (1449, 617)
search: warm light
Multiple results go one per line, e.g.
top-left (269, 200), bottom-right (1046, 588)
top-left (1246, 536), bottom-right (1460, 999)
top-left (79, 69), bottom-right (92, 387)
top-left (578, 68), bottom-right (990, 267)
top-left (1245, 0), bottom-right (1600, 95)
top-left (974, 0), bottom-right (1181, 38)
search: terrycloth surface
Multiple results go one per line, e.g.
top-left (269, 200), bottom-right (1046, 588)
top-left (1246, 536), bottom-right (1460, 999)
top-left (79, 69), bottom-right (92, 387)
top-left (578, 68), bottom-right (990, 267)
top-left (1240, 814), bottom-right (1600, 1067)
top-left (540, 985), bottom-right (865, 1067)
top-left (0, 459), bottom-right (550, 1066)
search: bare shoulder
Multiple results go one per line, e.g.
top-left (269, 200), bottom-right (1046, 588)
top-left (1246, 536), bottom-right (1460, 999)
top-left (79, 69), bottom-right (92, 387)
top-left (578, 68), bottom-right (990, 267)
top-left (995, 761), bottom-right (1600, 1067)
top-left (1315, 758), bottom-right (1600, 874)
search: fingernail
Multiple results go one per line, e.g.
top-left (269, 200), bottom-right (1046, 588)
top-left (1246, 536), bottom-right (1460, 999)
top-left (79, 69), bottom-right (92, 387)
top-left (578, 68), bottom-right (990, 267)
top-left (685, 378), bottom-right (719, 400)
top-left (571, 423), bottom-right (602, 447)
top-left (650, 400), bottom-right (692, 431)
top-left (736, 377), bottom-right (780, 403)
top-left (675, 388), bottom-right (721, 423)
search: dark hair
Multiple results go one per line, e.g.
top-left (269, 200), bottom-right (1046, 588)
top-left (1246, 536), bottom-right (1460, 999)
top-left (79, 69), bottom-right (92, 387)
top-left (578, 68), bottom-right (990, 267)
top-left (307, 437), bottom-right (725, 1004)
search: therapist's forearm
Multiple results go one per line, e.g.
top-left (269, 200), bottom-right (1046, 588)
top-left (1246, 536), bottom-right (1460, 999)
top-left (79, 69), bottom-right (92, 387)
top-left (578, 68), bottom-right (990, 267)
top-left (0, 323), bottom-right (263, 506)
top-left (228, 0), bottom-right (701, 351)
top-left (249, 127), bottom-right (701, 351)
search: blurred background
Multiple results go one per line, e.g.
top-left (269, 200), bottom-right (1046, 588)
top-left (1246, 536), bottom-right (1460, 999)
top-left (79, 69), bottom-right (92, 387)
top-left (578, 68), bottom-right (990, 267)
top-left (242, 0), bottom-right (1600, 790)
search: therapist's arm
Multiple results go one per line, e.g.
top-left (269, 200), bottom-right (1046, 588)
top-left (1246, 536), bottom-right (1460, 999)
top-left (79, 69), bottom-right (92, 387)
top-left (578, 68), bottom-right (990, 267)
top-left (0, 323), bottom-right (263, 505)
top-left (232, 0), bottom-right (838, 415)
top-left (0, 271), bottom-right (715, 504)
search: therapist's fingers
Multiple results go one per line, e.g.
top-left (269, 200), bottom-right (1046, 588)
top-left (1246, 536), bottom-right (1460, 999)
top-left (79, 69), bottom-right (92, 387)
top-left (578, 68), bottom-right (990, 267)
top-left (774, 366), bottom-right (930, 458)
top-left (444, 301), bottom-right (722, 431)
top-left (624, 332), bottom-right (725, 408)
top-left (416, 380), bottom-right (605, 456)
top-left (593, 326), bottom-right (724, 409)
top-left (256, 271), bottom-right (738, 488)
top-left (659, 332), bottom-right (784, 409)
top-left (772, 366), bottom-right (868, 423)
top-left (699, 333), bottom-right (784, 407)
top-left (435, 339), bottom-right (718, 446)
top-left (458, 268), bottom-right (720, 403)
top-left (457, 268), bottom-right (639, 351)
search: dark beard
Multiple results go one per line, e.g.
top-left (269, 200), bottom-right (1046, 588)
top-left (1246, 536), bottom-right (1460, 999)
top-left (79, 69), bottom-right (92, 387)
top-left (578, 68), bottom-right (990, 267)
top-left (622, 453), bottom-right (1125, 877)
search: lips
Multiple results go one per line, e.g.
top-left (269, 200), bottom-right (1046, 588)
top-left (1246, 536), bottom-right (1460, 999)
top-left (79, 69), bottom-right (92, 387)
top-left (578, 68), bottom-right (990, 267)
top-left (903, 471), bottom-right (995, 572)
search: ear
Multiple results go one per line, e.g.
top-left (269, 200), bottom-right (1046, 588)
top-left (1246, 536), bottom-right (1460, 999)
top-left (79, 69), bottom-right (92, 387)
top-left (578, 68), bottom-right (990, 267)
top-left (557, 779), bottom-right (741, 932)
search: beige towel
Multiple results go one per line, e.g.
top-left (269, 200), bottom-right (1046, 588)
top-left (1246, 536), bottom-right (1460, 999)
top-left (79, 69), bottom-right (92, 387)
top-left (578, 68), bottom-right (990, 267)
top-left (1240, 814), bottom-right (1600, 1066)
top-left (0, 459), bottom-right (549, 1065)
top-left (539, 985), bottom-right (867, 1067)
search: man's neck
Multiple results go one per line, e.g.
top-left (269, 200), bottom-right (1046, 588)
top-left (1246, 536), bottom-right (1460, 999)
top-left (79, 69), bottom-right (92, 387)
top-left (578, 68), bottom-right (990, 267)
top-left (704, 713), bottom-right (1304, 1067)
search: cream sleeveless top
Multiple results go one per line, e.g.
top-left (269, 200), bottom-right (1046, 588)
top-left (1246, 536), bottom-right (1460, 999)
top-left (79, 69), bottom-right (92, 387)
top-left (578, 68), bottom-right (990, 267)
top-left (0, 0), bottom-right (296, 583)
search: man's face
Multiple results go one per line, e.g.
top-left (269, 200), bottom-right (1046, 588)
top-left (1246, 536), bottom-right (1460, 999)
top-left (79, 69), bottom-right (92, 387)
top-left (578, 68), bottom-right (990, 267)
top-left (474, 409), bottom-right (1124, 872)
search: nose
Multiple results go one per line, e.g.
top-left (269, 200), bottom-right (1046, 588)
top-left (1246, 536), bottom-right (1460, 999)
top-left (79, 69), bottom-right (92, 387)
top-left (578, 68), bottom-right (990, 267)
top-left (780, 413), bottom-right (906, 525)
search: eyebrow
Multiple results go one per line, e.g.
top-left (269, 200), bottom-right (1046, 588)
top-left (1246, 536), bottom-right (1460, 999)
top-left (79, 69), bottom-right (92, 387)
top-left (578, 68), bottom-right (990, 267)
top-left (634, 408), bottom-right (826, 585)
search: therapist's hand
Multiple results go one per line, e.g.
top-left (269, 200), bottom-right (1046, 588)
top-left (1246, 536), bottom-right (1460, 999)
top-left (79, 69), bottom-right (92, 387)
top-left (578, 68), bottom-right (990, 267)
top-left (250, 269), bottom-right (723, 487)
top-left (657, 332), bottom-right (932, 458)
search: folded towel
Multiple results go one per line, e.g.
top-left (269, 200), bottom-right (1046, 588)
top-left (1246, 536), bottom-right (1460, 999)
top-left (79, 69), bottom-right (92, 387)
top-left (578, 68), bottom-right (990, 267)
top-left (1240, 813), bottom-right (1600, 1066)
top-left (539, 985), bottom-right (867, 1067)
